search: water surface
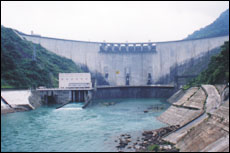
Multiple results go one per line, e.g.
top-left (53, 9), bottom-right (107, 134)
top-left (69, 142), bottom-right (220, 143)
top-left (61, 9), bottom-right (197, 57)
top-left (1, 98), bottom-right (170, 152)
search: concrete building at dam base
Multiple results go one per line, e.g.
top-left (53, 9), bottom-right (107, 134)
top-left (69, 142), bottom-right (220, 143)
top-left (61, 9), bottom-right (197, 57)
top-left (15, 30), bottom-right (229, 88)
top-left (59, 73), bottom-right (92, 89)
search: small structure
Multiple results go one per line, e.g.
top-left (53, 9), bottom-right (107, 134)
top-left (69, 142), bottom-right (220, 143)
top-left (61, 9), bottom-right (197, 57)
top-left (37, 73), bottom-right (93, 105)
top-left (59, 73), bottom-right (92, 89)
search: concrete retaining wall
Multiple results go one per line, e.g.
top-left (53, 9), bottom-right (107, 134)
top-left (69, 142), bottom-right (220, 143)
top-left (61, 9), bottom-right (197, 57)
top-left (159, 85), bottom-right (229, 152)
top-left (1, 90), bottom-right (42, 114)
top-left (38, 86), bottom-right (175, 104)
top-left (94, 86), bottom-right (176, 100)
top-left (39, 90), bottom-right (71, 104)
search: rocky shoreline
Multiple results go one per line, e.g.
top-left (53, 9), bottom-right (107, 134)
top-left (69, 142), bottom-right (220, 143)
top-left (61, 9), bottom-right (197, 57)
top-left (115, 125), bottom-right (180, 152)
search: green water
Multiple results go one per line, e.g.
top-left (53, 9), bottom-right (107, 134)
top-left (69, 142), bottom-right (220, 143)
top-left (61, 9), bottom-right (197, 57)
top-left (1, 98), bottom-right (170, 152)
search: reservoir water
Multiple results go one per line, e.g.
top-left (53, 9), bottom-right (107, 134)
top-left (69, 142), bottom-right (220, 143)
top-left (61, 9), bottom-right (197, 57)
top-left (1, 98), bottom-right (170, 152)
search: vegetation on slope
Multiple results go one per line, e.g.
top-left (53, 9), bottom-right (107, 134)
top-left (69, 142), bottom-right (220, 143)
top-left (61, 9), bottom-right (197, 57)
top-left (183, 41), bottom-right (229, 89)
top-left (185, 9), bottom-right (229, 40)
top-left (1, 26), bottom-right (83, 88)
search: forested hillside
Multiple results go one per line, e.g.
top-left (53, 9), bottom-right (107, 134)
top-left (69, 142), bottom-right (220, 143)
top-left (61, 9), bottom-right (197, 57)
top-left (184, 41), bottom-right (229, 89)
top-left (185, 9), bottom-right (229, 40)
top-left (1, 26), bottom-right (83, 88)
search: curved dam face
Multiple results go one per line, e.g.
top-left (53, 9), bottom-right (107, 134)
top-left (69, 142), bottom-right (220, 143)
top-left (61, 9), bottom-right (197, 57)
top-left (18, 32), bottom-right (229, 86)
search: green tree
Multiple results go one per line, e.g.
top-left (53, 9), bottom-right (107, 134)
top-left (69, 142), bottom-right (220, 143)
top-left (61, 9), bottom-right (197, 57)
top-left (1, 26), bottom-right (83, 88)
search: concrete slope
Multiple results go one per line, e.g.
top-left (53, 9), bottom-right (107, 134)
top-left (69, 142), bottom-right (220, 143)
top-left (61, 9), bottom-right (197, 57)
top-left (1, 90), bottom-right (41, 114)
top-left (158, 87), bottom-right (205, 126)
top-left (163, 85), bottom-right (229, 152)
top-left (167, 89), bottom-right (185, 104)
top-left (176, 101), bottom-right (229, 152)
top-left (1, 90), bottom-right (35, 109)
top-left (201, 135), bottom-right (229, 152)
top-left (1, 99), bottom-right (15, 114)
top-left (163, 113), bottom-right (207, 144)
top-left (202, 85), bottom-right (221, 113)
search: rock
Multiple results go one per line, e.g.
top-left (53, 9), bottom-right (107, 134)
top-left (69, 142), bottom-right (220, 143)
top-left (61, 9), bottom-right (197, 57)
top-left (152, 132), bottom-right (157, 137)
top-left (159, 145), bottom-right (164, 150)
top-left (1, 108), bottom-right (15, 114)
top-left (118, 141), bottom-right (128, 148)
top-left (126, 139), bottom-right (131, 142)
top-left (135, 145), bottom-right (141, 150)
top-left (116, 126), bottom-right (180, 152)
top-left (103, 102), bottom-right (115, 106)
top-left (143, 138), bottom-right (149, 141)
top-left (222, 87), bottom-right (229, 102)
top-left (119, 141), bottom-right (126, 145)
top-left (160, 145), bottom-right (172, 150)
top-left (143, 131), bottom-right (153, 135)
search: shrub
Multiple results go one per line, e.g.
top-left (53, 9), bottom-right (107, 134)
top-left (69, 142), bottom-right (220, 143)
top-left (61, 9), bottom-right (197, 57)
top-left (148, 144), bottom-right (159, 152)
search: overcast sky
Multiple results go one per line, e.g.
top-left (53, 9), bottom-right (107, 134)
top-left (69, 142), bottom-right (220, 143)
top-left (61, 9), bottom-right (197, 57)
top-left (1, 1), bottom-right (229, 43)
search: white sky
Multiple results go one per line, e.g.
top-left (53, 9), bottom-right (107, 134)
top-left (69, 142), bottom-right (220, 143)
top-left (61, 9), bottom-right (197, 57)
top-left (1, 1), bottom-right (229, 43)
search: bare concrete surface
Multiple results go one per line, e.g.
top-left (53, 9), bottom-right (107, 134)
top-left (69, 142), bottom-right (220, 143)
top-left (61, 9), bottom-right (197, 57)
top-left (1, 90), bottom-right (41, 114)
top-left (159, 85), bottom-right (229, 152)
top-left (158, 87), bottom-right (204, 126)
top-left (202, 85), bottom-right (221, 113)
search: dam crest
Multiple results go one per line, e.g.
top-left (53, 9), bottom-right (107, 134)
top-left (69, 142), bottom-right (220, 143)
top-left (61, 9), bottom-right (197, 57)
top-left (15, 30), bottom-right (229, 87)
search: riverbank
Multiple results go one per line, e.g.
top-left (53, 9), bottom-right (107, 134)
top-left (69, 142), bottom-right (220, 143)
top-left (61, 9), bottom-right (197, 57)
top-left (2, 85), bottom-right (228, 152)
top-left (115, 125), bottom-right (180, 152)
top-left (113, 84), bottom-right (229, 152)
top-left (159, 84), bottom-right (229, 152)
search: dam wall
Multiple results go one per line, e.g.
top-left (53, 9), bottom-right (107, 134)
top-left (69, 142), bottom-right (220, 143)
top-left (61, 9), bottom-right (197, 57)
top-left (94, 86), bottom-right (175, 100)
top-left (18, 32), bottom-right (229, 86)
top-left (37, 86), bottom-right (175, 104)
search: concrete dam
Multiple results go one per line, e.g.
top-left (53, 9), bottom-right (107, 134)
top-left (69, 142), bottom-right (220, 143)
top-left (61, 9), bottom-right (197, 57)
top-left (17, 31), bottom-right (229, 87)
